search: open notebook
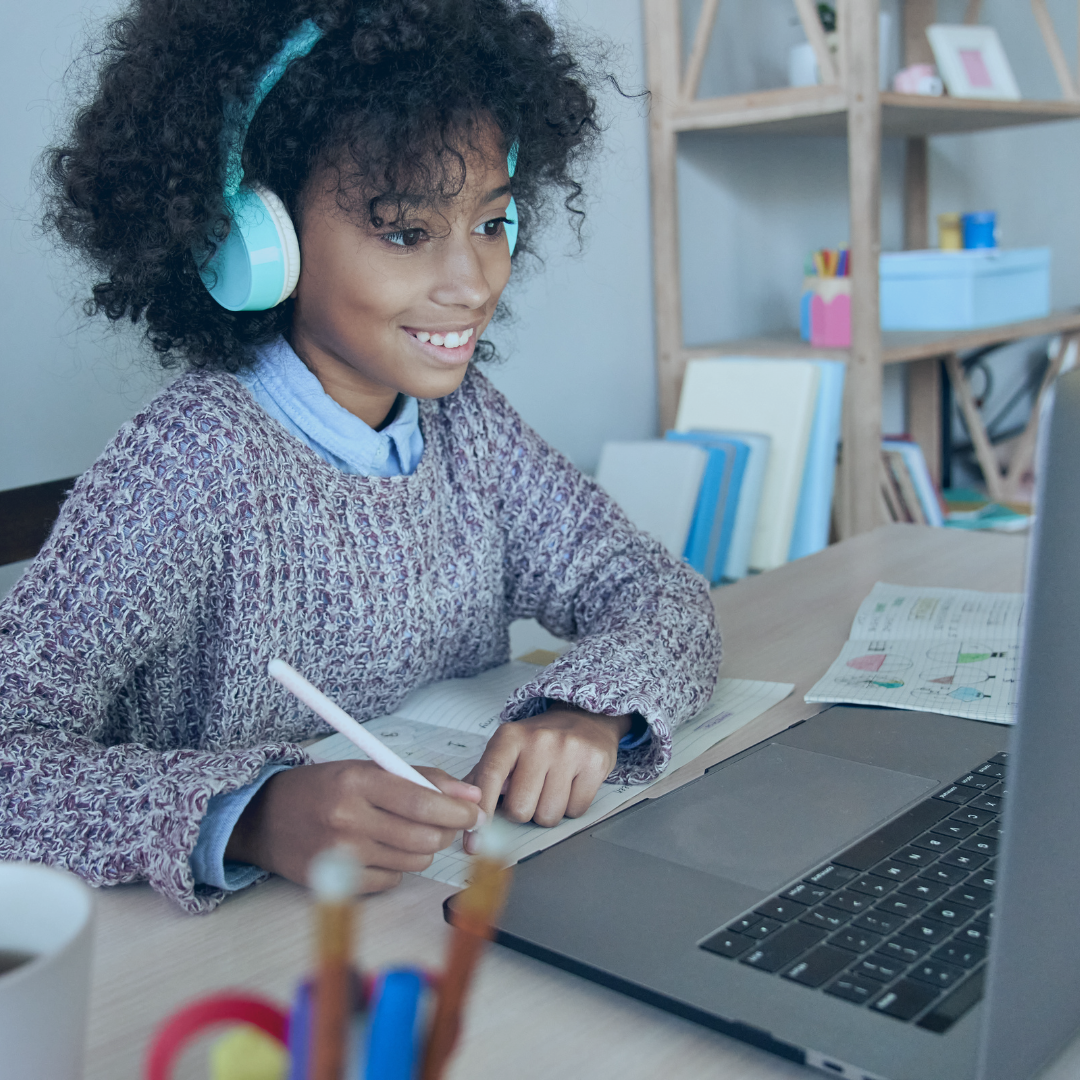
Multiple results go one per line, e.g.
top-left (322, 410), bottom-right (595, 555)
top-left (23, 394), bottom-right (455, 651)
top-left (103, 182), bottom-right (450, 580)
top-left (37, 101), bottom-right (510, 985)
top-left (805, 582), bottom-right (1024, 724)
top-left (309, 659), bottom-right (793, 887)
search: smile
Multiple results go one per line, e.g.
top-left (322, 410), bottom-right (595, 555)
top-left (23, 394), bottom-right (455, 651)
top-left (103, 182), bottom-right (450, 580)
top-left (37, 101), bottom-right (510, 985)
top-left (407, 327), bottom-right (475, 349)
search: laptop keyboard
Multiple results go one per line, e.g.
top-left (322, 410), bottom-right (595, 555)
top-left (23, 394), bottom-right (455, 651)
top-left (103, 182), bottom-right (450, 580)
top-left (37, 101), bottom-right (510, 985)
top-left (699, 752), bottom-right (1007, 1033)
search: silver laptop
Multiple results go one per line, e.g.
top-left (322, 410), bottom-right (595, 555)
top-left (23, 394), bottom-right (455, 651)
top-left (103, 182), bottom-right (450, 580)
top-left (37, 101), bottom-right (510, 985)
top-left (484, 369), bottom-right (1080, 1080)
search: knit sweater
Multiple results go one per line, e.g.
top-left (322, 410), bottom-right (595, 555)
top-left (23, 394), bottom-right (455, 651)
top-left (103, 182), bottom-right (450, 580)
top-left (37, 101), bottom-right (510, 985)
top-left (0, 367), bottom-right (721, 913)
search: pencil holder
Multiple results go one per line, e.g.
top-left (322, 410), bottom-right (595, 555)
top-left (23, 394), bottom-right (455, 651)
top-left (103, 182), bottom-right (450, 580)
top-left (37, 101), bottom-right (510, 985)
top-left (800, 276), bottom-right (852, 348)
top-left (144, 966), bottom-right (439, 1080)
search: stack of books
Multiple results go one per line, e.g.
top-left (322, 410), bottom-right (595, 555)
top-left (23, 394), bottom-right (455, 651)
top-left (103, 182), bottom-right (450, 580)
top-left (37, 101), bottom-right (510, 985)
top-left (596, 358), bottom-right (846, 583)
top-left (879, 438), bottom-right (945, 525)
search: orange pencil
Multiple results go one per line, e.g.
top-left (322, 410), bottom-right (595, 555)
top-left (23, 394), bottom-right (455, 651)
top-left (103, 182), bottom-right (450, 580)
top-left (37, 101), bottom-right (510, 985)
top-left (308, 846), bottom-right (361, 1080)
top-left (420, 821), bottom-right (515, 1080)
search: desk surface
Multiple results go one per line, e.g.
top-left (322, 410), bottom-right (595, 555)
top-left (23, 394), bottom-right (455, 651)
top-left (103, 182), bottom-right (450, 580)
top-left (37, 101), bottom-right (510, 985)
top-left (87, 524), bottom-right (1079, 1080)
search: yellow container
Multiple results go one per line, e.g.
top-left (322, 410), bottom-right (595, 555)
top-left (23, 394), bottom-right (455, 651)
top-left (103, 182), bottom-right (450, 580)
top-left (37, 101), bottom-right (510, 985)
top-left (938, 212), bottom-right (963, 251)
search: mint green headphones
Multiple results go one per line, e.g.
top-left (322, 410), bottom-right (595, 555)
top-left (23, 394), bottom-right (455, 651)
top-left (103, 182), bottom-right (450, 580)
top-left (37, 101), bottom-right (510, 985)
top-left (200, 20), bottom-right (519, 312)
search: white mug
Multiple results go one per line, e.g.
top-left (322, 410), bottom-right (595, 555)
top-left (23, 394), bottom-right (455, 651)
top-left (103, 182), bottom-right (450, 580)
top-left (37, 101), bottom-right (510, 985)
top-left (0, 862), bottom-right (95, 1080)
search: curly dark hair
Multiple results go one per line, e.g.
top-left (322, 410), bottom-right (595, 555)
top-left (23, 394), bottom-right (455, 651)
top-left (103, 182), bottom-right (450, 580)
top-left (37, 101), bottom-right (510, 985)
top-left (44, 0), bottom-right (603, 370)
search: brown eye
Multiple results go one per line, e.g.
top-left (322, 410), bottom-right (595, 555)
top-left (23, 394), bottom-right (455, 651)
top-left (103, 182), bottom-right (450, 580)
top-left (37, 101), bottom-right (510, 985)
top-left (385, 228), bottom-right (425, 248)
top-left (476, 218), bottom-right (507, 238)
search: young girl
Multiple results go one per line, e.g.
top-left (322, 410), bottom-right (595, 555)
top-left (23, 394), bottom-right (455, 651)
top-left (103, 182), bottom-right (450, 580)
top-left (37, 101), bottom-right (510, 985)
top-left (0, 0), bottom-right (720, 914)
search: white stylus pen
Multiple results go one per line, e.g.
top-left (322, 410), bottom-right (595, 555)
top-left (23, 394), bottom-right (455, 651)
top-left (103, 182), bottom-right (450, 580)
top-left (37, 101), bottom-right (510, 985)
top-left (267, 658), bottom-right (442, 793)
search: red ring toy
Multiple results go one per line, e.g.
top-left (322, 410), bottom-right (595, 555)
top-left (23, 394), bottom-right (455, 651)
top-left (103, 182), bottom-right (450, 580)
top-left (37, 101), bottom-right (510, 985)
top-left (144, 992), bottom-right (290, 1080)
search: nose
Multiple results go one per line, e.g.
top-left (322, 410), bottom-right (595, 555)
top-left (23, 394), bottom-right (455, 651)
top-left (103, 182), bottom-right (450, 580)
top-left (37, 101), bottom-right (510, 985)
top-left (428, 234), bottom-right (494, 310)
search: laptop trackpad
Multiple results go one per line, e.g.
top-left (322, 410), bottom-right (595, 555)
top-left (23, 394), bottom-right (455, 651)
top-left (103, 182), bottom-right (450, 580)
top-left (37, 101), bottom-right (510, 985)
top-left (593, 743), bottom-right (937, 893)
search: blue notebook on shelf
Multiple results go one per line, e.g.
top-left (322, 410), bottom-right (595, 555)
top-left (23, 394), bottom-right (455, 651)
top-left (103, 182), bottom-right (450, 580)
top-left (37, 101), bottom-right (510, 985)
top-left (702, 432), bottom-right (770, 581)
top-left (788, 360), bottom-right (846, 561)
top-left (664, 432), bottom-right (748, 584)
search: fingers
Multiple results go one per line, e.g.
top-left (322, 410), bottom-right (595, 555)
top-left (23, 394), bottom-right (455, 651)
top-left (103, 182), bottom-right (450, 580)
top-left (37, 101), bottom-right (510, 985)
top-left (361, 768), bottom-right (482, 832)
top-left (417, 768), bottom-right (483, 805)
top-left (467, 730), bottom-right (522, 824)
top-left (359, 867), bottom-right (404, 895)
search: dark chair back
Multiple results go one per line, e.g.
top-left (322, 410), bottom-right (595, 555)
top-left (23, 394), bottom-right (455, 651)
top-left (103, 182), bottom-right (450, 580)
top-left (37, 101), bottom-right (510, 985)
top-left (0, 478), bottom-right (79, 567)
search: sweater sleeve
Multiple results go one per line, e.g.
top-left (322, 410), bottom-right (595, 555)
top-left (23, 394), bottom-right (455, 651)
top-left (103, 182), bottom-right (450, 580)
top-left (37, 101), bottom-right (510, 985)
top-left (469, 374), bottom-right (722, 784)
top-left (0, 410), bottom-right (308, 914)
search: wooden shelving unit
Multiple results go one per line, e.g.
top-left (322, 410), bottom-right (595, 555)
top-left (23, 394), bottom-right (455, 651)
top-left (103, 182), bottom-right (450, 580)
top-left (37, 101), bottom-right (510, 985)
top-left (643, 0), bottom-right (1080, 538)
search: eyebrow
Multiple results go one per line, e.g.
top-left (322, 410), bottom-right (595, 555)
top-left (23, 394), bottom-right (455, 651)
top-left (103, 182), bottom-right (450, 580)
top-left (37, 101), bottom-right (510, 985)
top-left (483, 183), bottom-right (512, 203)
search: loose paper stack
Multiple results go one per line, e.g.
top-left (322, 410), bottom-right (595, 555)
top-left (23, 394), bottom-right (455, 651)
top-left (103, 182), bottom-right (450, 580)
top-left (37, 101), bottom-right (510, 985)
top-left (805, 582), bottom-right (1024, 724)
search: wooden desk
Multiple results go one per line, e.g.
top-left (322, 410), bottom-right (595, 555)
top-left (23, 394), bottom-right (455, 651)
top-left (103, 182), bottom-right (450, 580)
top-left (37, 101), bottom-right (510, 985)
top-left (86, 525), bottom-right (1079, 1079)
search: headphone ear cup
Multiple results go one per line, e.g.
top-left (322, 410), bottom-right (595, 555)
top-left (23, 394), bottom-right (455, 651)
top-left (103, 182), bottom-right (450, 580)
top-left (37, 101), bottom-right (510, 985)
top-left (505, 195), bottom-right (519, 257)
top-left (202, 184), bottom-right (299, 311)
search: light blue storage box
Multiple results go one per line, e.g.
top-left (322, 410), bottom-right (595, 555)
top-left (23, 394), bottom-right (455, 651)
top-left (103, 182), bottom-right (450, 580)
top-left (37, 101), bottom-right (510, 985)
top-left (879, 248), bottom-right (1050, 331)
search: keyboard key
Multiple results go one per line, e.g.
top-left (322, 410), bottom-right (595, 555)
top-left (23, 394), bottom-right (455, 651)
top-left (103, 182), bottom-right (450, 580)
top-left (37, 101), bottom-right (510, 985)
top-left (853, 910), bottom-right (904, 936)
top-left (988, 752), bottom-right (1009, 765)
top-left (941, 850), bottom-right (987, 872)
top-left (832, 800), bottom-right (953, 871)
top-left (826, 971), bottom-right (881, 1005)
top-left (909, 957), bottom-right (966, 990)
top-left (933, 940), bottom-right (986, 969)
top-left (875, 895), bottom-right (927, 920)
top-left (851, 954), bottom-right (905, 982)
top-left (954, 773), bottom-right (997, 791)
top-left (968, 868), bottom-right (997, 892)
top-left (823, 890), bottom-right (874, 914)
top-left (975, 762), bottom-right (1005, 779)
top-left (958, 924), bottom-right (990, 948)
top-left (700, 929), bottom-right (755, 958)
top-left (899, 878), bottom-right (948, 902)
top-left (872, 978), bottom-right (941, 1021)
top-left (893, 846), bottom-right (938, 867)
top-left (919, 864), bottom-right (968, 886)
top-left (934, 785), bottom-right (972, 805)
top-left (899, 919), bottom-right (951, 945)
top-left (960, 835), bottom-right (998, 857)
top-left (801, 907), bottom-right (852, 932)
top-left (744, 918), bottom-right (784, 938)
top-left (873, 860), bottom-right (920, 882)
top-left (950, 807), bottom-right (996, 827)
top-left (754, 898), bottom-right (808, 923)
top-left (979, 821), bottom-right (1003, 840)
top-left (783, 945), bottom-right (852, 988)
top-left (924, 901), bottom-right (976, 928)
top-left (912, 833), bottom-right (959, 854)
top-left (741, 922), bottom-right (827, 973)
top-left (881, 936), bottom-right (930, 963)
top-left (947, 884), bottom-right (992, 910)
top-left (966, 793), bottom-right (1003, 813)
top-left (917, 967), bottom-right (986, 1033)
top-left (783, 882), bottom-right (832, 906)
top-left (830, 927), bottom-right (882, 953)
top-left (728, 914), bottom-right (763, 935)
top-left (849, 874), bottom-right (896, 899)
top-left (932, 819), bottom-right (977, 840)
top-left (805, 864), bottom-right (858, 889)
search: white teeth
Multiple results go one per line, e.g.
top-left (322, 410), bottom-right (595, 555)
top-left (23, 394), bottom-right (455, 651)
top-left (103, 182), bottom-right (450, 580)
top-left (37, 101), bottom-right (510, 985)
top-left (430, 333), bottom-right (445, 346)
top-left (416, 331), bottom-right (430, 343)
top-left (462, 327), bottom-right (474, 342)
top-left (444, 331), bottom-right (461, 348)
top-left (415, 328), bottom-right (474, 348)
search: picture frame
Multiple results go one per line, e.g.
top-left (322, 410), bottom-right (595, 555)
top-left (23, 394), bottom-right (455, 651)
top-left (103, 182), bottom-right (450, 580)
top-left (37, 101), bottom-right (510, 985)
top-left (926, 24), bottom-right (1021, 101)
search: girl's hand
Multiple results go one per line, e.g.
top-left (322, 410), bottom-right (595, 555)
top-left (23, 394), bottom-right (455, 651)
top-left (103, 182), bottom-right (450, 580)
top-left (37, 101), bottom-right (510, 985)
top-left (225, 762), bottom-right (482, 893)
top-left (462, 707), bottom-right (632, 853)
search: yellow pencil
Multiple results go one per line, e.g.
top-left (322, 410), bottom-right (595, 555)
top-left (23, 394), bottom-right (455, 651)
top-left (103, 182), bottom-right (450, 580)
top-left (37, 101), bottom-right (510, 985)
top-left (308, 846), bottom-right (361, 1080)
top-left (420, 821), bottom-right (516, 1080)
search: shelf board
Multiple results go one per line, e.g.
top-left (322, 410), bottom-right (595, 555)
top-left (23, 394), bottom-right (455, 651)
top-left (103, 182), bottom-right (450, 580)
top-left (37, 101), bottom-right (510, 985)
top-left (673, 86), bottom-right (1080, 138)
top-left (684, 310), bottom-right (1080, 366)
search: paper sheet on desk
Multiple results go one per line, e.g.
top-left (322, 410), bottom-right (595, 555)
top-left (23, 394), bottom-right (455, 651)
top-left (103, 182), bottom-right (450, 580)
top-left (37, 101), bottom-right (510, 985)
top-left (805, 582), bottom-right (1023, 724)
top-left (309, 661), bottom-right (793, 888)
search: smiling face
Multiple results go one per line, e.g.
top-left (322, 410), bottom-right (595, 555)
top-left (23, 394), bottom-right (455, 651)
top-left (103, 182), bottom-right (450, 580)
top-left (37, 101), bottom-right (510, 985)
top-left (286, 127), bottom-right (514, 429)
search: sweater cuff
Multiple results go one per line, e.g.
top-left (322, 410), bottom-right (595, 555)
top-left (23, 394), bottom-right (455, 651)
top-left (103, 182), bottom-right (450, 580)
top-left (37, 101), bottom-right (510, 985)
top-left (189, 763), bottom-right (292, 891)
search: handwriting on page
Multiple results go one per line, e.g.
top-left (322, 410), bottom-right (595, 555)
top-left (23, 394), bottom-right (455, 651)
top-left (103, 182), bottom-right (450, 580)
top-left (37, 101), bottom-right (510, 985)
top-left (806, 582), bottom-right (1023, 725)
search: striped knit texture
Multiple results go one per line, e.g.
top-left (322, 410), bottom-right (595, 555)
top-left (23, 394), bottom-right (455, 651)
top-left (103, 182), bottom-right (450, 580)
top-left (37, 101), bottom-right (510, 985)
top-left (0, 368), bottom-right (720, 912)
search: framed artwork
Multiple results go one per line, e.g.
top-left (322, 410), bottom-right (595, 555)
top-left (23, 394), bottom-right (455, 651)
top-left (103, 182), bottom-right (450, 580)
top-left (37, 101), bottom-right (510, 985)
top-left (926, 24), bottom-right (1021, 101)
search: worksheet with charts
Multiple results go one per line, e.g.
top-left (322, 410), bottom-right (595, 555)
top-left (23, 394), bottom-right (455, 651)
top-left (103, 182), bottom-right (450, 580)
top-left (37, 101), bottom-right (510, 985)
top-left (309, 660), bottom-right (793, 887)
top-left (805, 582), bottom-right (1024, 725)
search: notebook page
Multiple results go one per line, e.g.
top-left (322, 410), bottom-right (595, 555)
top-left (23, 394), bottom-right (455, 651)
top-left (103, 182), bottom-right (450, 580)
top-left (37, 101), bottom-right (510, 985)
top-left (849, 582), bottom-right (1023, 643)
top-left (420, 677), bottom-right (794, 888)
